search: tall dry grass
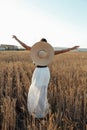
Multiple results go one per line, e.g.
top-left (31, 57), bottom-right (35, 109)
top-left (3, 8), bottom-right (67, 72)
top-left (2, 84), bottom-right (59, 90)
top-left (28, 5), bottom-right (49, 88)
top-left (0, 51), bottom-right (87, 130)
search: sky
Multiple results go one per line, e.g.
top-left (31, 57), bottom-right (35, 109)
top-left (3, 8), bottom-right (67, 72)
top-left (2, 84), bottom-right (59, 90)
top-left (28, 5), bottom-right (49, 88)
top-left (0, 0), bottom-right (87, 48)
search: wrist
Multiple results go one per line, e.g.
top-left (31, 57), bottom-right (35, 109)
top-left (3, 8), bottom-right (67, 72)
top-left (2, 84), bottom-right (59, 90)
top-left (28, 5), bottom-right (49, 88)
top-left (15, 37), bottom-right (17, 40)
top-left (71, 47), bottom-right (74, 50)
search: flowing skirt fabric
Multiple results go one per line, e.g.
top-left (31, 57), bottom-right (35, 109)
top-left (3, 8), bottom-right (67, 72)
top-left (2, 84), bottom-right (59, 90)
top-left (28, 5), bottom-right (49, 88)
top-left (27, 67), bottom-right (50, 118)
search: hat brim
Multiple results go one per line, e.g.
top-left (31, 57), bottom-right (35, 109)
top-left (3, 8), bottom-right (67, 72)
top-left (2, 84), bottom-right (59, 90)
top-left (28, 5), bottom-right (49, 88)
top-left (30, 42), bottom-right (54, 66)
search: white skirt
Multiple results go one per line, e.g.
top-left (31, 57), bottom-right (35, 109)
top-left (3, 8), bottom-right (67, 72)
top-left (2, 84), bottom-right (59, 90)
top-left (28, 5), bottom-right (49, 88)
top-left (27, 67), bottom-right (50, 118)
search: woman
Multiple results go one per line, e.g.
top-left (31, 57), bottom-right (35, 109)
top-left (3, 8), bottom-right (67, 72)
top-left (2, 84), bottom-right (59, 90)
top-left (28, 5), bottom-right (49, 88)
top-left (12, 35), bottom-right (79, 118)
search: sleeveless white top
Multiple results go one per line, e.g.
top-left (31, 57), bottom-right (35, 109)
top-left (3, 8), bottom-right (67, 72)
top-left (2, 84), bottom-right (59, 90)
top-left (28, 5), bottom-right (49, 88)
top-left (27, 67), bottom-right (50, 118)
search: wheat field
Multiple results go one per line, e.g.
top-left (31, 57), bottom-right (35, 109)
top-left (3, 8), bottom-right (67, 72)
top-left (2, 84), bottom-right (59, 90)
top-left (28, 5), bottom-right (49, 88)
top-left (0, 51), bottom-right (87, 130)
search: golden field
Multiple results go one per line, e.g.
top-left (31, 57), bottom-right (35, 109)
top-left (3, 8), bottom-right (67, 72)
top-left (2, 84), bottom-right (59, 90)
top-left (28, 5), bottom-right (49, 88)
top-left (0, 51), bottom-right (87, 130)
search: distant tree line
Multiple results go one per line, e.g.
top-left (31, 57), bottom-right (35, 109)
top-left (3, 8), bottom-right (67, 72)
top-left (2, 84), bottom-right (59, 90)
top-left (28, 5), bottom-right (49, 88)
top-left (0, 44), bottom-right (25, 51)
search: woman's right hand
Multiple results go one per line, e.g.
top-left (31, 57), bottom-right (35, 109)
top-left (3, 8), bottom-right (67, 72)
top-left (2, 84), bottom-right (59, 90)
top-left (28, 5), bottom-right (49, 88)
top-left (12, 35), bottom-right (17, 39)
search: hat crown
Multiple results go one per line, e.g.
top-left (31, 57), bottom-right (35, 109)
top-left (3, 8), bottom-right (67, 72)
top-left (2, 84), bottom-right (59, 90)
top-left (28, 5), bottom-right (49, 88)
top-left (38, 50), bottom-right (47, 58)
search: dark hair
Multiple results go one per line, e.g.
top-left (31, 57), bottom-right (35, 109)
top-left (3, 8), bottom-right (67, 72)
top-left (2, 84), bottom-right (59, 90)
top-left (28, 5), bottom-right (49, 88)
top-left (40, 38), bottom-right (47, 42)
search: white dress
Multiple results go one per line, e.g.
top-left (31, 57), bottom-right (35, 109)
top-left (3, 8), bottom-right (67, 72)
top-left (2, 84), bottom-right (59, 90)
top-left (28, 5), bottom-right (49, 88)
top-left (27, 67), bottom-right (50, 118)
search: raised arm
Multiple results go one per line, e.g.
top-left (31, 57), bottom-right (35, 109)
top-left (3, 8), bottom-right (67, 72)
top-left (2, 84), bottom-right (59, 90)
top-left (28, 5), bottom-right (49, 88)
top-left (12, 35), bottom-right (31, 50)
top-left (54, 46), bottom-right (79, 55)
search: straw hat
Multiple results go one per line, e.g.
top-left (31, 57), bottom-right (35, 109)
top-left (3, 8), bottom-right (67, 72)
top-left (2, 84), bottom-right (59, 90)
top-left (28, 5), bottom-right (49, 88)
top-left (30, 41), bottom-right (54, 66)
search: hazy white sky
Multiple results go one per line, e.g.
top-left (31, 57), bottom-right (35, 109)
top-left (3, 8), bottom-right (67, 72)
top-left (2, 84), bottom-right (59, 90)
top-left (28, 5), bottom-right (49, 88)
top-left (0, 0), bottom-right (87, 48)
